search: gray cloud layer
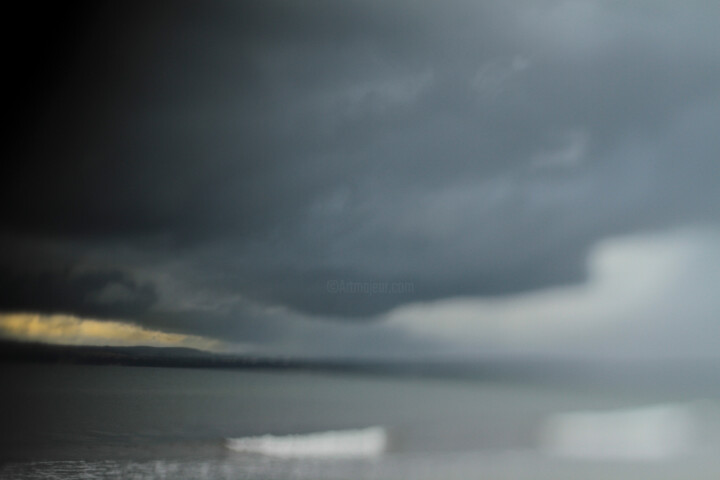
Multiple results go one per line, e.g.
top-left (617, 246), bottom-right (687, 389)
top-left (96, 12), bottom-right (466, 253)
top-left (4, 1), bottom-right (720, 355)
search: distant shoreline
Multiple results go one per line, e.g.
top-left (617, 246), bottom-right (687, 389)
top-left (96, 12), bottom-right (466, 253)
top-left (3, 340), bottom-right (720, 394)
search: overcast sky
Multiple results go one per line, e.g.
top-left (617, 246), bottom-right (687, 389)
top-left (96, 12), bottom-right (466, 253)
top-left (3, 0), bottom-right (720, 359)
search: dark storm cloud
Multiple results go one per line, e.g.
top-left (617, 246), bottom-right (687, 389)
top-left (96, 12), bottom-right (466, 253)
top-left (0, 234), bottom-right (157, 319)
top-left (4, 1), bottom-right (720, 346)
top-left (0, 268), bottom-right (156, 319)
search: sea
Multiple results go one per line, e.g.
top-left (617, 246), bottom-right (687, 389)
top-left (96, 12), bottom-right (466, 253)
top-left (2, 363), bottom-right (720, 479)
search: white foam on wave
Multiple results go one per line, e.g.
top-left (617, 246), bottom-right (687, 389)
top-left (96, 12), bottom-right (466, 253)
top-left (226, 426), bottom-right (387, 458)
top-left (540, 403), bottom-right (696, 461)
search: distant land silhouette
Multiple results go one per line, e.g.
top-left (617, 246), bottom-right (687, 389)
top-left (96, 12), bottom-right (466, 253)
top-left (0, 339), bottom-right (544, 380)
top-left (2, 339), bottom-right (719, 394)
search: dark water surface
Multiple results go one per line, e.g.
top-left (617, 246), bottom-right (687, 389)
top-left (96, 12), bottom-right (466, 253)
top-left (2, 364), bottom-right (720, 479)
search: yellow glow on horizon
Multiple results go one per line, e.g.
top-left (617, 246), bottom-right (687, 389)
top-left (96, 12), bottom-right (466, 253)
top-left (0, 313), bottom-right (223, 351)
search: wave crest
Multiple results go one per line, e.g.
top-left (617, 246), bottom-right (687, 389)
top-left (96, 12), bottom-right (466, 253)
top-left (226, 426), bottom-right (387, 458)
top-left (540, 403), bottom-right (696, 461)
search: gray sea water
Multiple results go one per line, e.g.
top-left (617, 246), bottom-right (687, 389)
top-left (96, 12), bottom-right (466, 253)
top-left (2, 363), bottom-right (720, 479)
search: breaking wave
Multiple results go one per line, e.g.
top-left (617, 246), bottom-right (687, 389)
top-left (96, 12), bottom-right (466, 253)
top-left (540, 403), bottom-right (696, 461)
top-left (226, 426), bottom-right (387, 458)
